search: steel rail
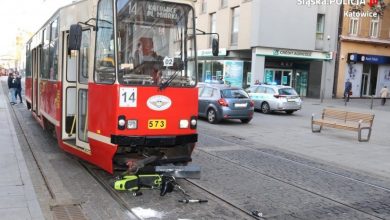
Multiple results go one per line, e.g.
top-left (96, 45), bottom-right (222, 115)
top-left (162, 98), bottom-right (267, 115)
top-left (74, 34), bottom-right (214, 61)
top-left (198, 132), bottom-right (387, 220)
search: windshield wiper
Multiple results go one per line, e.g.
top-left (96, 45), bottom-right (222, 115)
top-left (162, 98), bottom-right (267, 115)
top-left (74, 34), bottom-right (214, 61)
top-left (159, 70), bottom-right (180, 91)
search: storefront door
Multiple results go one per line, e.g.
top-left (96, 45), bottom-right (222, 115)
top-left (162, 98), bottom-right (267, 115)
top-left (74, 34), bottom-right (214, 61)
top-left (265, 69), bottom-right (292, 86)
top-left (361, 72), bottom-right (370, 96)
top-left (295, 70), bottom-right (308, 97)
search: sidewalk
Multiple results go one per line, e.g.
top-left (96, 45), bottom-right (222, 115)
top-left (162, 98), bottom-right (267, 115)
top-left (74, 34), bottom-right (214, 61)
top-left (0, 78), bottom-right (44, 220)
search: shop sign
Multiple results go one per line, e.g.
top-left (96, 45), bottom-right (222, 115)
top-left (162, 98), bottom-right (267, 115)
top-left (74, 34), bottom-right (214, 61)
top-left (256, 47), bottom-right (332, 60)
top-left (198, 48), bottom-right (227, 57)
top-left (348, 53), bottom-right (390, 65)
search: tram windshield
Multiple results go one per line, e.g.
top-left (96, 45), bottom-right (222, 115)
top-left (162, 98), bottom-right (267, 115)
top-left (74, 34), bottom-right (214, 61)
top-left (116, 0), bottom-right (196, 87)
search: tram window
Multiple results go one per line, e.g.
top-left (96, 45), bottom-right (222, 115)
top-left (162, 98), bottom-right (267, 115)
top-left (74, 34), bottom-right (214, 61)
top-left (79, 30), bottom-right (90, 84)
top-left (78, 89), bottom-right (88, 142)
top-left (49, 19), bottom-right (59, 80)
top-left (40, 28), bottom-right (50, 79)
top-left (116, 0), bottom-right (197, 87)
top-left (94, 0), bottom-right (115, 84)
top-left (25, 44), bottom-right (32, 77)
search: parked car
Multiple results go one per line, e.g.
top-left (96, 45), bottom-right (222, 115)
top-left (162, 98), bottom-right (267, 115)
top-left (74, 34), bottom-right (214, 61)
top-left (198, 83), bottom-right (254, 124)
top-left (246, 84), bottom-right (302, 114)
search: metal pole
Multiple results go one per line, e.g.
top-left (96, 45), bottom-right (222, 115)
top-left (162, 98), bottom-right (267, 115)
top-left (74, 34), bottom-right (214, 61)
top-left (321, 89), bottom-right (324, 103)
top-left (344, 93), bottom-right (347, 106)
top-left (370, 95), bottom-right (373, 109)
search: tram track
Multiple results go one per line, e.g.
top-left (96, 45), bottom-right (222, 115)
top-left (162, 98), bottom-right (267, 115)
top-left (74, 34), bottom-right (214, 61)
top-left (79, 160), bottom-right (260, 219)
top-left (196, 130), bottom-right (389, 219)
top-left (79, 162), bottom-right (140, 220)
top-left (182, 178), bottom-right (264, 219)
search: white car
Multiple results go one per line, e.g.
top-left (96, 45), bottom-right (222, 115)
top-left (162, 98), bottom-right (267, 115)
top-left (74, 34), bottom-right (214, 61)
top-left (246, 84), bottom-right (302, 114)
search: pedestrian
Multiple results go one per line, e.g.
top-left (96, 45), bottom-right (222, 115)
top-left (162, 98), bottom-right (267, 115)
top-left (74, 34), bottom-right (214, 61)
top-left (379, 85), bottom-right (389, 106)
top-left (344, 79), bottom-right (352, 102)
top-left (7, 72), bottom-right (17, 105)
top-left (14, 71), bottom-right (23, 104)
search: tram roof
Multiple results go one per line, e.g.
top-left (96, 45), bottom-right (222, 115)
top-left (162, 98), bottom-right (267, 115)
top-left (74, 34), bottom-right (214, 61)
top-left (27, 0), bottom-right (196, 47)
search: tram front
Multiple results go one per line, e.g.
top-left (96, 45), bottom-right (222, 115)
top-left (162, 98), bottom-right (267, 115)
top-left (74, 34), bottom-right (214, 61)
top-left (87, 0), bottom-right (199, 173)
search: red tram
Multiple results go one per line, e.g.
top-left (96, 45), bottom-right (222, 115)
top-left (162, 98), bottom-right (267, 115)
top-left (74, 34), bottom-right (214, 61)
top-left (24, 0), bottom-right (207, 174)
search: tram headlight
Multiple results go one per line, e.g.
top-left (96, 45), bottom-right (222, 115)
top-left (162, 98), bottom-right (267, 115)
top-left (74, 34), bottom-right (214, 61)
top-left (118, 115), bottom-right (126, 130)
top-left (127, 120), bottom-right (137, 129)
top-left (180, 120), bottom-right (189, 128)
top-left (118, 119), bottom-right (126, 127)
top-left (190, 116), bottom-right (197, 129)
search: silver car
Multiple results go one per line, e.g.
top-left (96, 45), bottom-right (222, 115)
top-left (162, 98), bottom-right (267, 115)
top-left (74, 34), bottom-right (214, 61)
top-left (246, 85), bottom-right (302, 114)
top-left (198, 83), bottom-right (254, 124)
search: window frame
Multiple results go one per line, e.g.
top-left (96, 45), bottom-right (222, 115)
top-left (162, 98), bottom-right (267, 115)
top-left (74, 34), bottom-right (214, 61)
top-left (48, 18), bottom-right (59, 81)
top-left (230, 6), bottom-right (240, 46)
top-left (220, 0), bottom-right (228, 8)
top-left (201, 0), bottom-right (207, 14)
top-left (369, 16), bottom-right (380, 38)
top-left (349, 17), bottom-right (359, 36)
top-left (94, 0), bottom-right (115, 84)
top-left (316, 14), bottom-right (325, 40)
top-left (209, 12), bottom-right (216, 47)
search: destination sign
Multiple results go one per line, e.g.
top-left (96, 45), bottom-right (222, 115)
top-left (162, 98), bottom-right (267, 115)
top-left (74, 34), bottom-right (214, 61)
top-left (127, 1), bottom-right (185, 25)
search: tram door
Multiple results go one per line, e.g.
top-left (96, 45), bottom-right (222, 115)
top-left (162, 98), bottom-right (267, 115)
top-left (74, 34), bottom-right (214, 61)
top-left (61, 31), bottom-right (91, 152)
top-left (31, 47), bottom-right (41, 115)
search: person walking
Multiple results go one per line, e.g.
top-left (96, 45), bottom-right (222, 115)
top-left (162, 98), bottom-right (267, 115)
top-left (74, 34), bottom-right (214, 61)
top-left (7, 72), bottom-right (17, 105)
top-left (14, 71), bottom-right (23, 104)
top-left (379, 85), bottom-right (389, 106)
top-left (344, 79), bottom-right (352, 102)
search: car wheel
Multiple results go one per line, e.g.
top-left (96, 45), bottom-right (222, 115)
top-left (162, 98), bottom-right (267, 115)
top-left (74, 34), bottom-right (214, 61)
top-left (261, 102), bottom-right (270, 114)
top-left (240, 118), bottom-right (252, 124)
top-left (207, 108), bottom-right (218, 124)
top-left (285, 110), bottom-right (294, 114)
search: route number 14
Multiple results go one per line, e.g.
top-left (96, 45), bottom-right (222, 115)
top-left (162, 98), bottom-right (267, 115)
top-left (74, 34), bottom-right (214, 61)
top-left (119, 87), bottom-right (137, 107)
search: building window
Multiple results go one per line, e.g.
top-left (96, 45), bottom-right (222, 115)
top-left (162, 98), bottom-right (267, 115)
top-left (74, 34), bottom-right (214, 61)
top-left (316, 14), bottom-right (325, 40)
top-left (209, 13), bottom-right (216, 47)
top-left (221, 0), bottom-right (228, 8)
top-left (231, 7), bottom-right (240, 46)
top-left (369, 16), bottom-right (379, 38)
top-left (201, 0), bottom-right (207, 14)
top-left (349, 17), bottom-right (359, 36)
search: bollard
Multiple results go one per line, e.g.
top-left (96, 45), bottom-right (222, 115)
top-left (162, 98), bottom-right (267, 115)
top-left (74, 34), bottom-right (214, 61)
top-left (370, 95), bottom-right (374, 109)
top-left (344, 95), bottom-right (347, 106)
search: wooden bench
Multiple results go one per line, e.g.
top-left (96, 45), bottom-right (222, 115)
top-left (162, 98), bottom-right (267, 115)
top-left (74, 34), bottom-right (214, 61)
top-left (311, 108), bottom-right (375, 142)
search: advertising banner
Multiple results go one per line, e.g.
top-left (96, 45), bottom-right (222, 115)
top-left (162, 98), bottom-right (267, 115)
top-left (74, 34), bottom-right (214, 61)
top-left (224, 61), bottom-right (243, 87)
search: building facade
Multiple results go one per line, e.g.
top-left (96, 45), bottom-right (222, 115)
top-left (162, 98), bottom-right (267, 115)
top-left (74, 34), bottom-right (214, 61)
top-left (335, 1), bottom-right (390, 98)
top-left (195, 0), bottom-right (340, 98)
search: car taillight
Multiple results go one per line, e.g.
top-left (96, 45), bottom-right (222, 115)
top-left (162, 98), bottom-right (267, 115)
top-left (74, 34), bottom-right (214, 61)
top-left (250, 100), bottom-right (254, 107)
top-left (274, 95), bottom-right (286, 99)
top-left (218, 98), bottom-right (229, 107)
